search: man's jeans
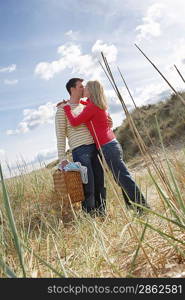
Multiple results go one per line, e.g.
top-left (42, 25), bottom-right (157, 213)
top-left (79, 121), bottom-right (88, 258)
top-left (101, 140), bottom-right (147, 207)
top-left (72, 144), bottom-right (106, 214)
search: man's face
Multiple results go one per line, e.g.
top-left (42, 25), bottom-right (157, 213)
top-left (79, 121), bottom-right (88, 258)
top-left (71, 80), bottom-right (84, 98)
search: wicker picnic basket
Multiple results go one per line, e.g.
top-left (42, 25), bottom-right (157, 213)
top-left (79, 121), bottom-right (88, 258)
top-left (52, 169), bottom-right (84, 203)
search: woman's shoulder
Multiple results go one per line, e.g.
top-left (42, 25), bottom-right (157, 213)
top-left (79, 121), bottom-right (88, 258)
top-left (81, 99), bottom-right (107, 113)
top-left (83, 99), bottom-right (97, 110)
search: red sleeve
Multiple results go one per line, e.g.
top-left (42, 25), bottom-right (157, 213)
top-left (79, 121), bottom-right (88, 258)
top-left (80, 100), bottom-right (88, 105)
top-left (63, 103), bottom-right (96, 126)
top-left (80, 98), bottom-right (91, 106)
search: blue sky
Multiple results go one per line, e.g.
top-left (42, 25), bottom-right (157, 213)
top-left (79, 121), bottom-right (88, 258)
top-left (0, 0), bottom-right (185, 177)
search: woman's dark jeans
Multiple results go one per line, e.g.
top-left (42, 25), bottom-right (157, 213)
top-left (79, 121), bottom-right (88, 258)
top-left (101, 140), bottom-right (148, 209)
top-left (72, 144), bottom-right (106, 214)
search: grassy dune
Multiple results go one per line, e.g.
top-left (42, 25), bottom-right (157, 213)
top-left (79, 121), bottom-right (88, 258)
top-left (0, 143), bottom-right (185, 278)
top-left (0, 54), bottom-right (185, 278)
top-left (115, 92), bottom-right (185, 161)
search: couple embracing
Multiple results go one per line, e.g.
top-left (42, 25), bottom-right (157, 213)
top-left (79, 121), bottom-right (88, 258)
top-left (55, 78), bottom-right (150, 217)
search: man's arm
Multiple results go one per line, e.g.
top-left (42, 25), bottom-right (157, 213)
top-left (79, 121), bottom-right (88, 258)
top-left (63, 103), bottom-right (96, 126)
top-left (55, 107), bottom-right (68, 164)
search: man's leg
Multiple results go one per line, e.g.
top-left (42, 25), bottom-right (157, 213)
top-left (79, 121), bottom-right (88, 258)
top-left (92, 149), bottom-right (106, 216)
top-left (72, 144), bottom-right (95, 213)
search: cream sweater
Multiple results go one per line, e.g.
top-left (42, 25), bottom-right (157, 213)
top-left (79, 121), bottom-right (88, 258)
top-left (55, 103), bottom-right (94, 162)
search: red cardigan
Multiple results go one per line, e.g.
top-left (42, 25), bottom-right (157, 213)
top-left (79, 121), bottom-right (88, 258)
top-left (63, 99), bottom-right (115, 148)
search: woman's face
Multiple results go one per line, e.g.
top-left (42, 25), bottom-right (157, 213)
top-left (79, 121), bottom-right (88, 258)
top-left (83, 85), bottom-right (91, 98)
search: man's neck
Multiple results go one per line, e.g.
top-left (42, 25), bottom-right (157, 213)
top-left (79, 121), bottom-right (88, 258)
top-left (69, 96), bottom-right (81, 104)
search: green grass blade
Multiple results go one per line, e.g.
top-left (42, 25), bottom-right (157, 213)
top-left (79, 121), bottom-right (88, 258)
top-left (147, 169), bottom-right (183, 224)
top-left (0, 164), bottom-right (26, 277)
top-left (155, 115), bottom-right (185, 214)
top-left (138, 219), bottom-right (185, 246)
top-left (130, 201), bottom-right (185, 230)
top-left (128, 221), bottom-right (148, 277)
top-left (0, 257), bottom-right (17, 278)
top-left (23, 243), bottom-right (65, 278)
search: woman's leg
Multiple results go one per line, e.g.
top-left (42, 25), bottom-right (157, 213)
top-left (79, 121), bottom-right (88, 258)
top-left (101, 140), bottom-right (149, 209)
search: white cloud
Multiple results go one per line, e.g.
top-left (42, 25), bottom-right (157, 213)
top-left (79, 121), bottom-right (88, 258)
top-left (65, 30), bottom-right (79, 41)
top-left (104, 38), bottom-right (185, 120)
top-left (0, 64), bottom-right (16, 73)
top-left (161, 0), bottom-right (185, 27)
top-left (105, 83), bottom-right (173, 129)
top-left (0, 149), bottom-right (5, 157)
top-left (138, 39), bottom-right (185, 94)
top-left (4, 79), bottom-right (18, 85)
top-left (35, 40), bottom-right (118, 80)
top-left (68, 0), bottom-right (150, 17)
top-left (0, 149), bottom-right (6, 167)
top-left (36, 148), bottom-right (57, 162)
top-left (135, 3), bottom-right (164, 42)
top-left (35, 59), bottom-right (66, 80)
top-left (92, 40), bottom-right (118, 63)
top-left (134, 83), bottom-right (171, 107)
top-left (169, 39), bottom-right (185, 70)
top-left (105, 87), bottom-right (133, 114)
top-left (6, 102), bottom-right (56, 135)
top-left (157, 39), bottom-right (185, 94)
top-left (3, 148), bottom-right (58, 178)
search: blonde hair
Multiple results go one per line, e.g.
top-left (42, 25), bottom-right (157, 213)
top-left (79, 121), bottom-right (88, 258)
top-left (86, 80), bottom-right (108, 110)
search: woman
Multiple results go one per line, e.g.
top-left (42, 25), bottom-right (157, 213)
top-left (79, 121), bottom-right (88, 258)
top-left (62, 80), bottom-right (150, 214)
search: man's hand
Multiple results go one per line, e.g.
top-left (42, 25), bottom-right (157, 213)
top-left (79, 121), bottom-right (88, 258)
top-left (56, 100), bottom-right (68, 108)
top-left (58, 159), bottom-right (69, 170)
top-left (107, 113), bottom-right (113, 128)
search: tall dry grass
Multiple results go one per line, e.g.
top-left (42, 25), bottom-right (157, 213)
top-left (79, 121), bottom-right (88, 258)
top-left (0, 141), bottom-right (185, 278)
top-left (0, 51), bottom-right (185, 278)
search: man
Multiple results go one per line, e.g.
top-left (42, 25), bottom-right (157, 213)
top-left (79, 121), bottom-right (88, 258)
top-left (55, 78), bottom-right (106, 215)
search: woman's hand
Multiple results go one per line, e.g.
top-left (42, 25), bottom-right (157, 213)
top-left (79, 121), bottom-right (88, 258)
top-left (56, 100), bottom-right (68, 108)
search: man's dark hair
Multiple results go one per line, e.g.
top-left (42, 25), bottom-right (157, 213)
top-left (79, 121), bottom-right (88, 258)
top-left (66, 78), bottom-right (84, 95)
